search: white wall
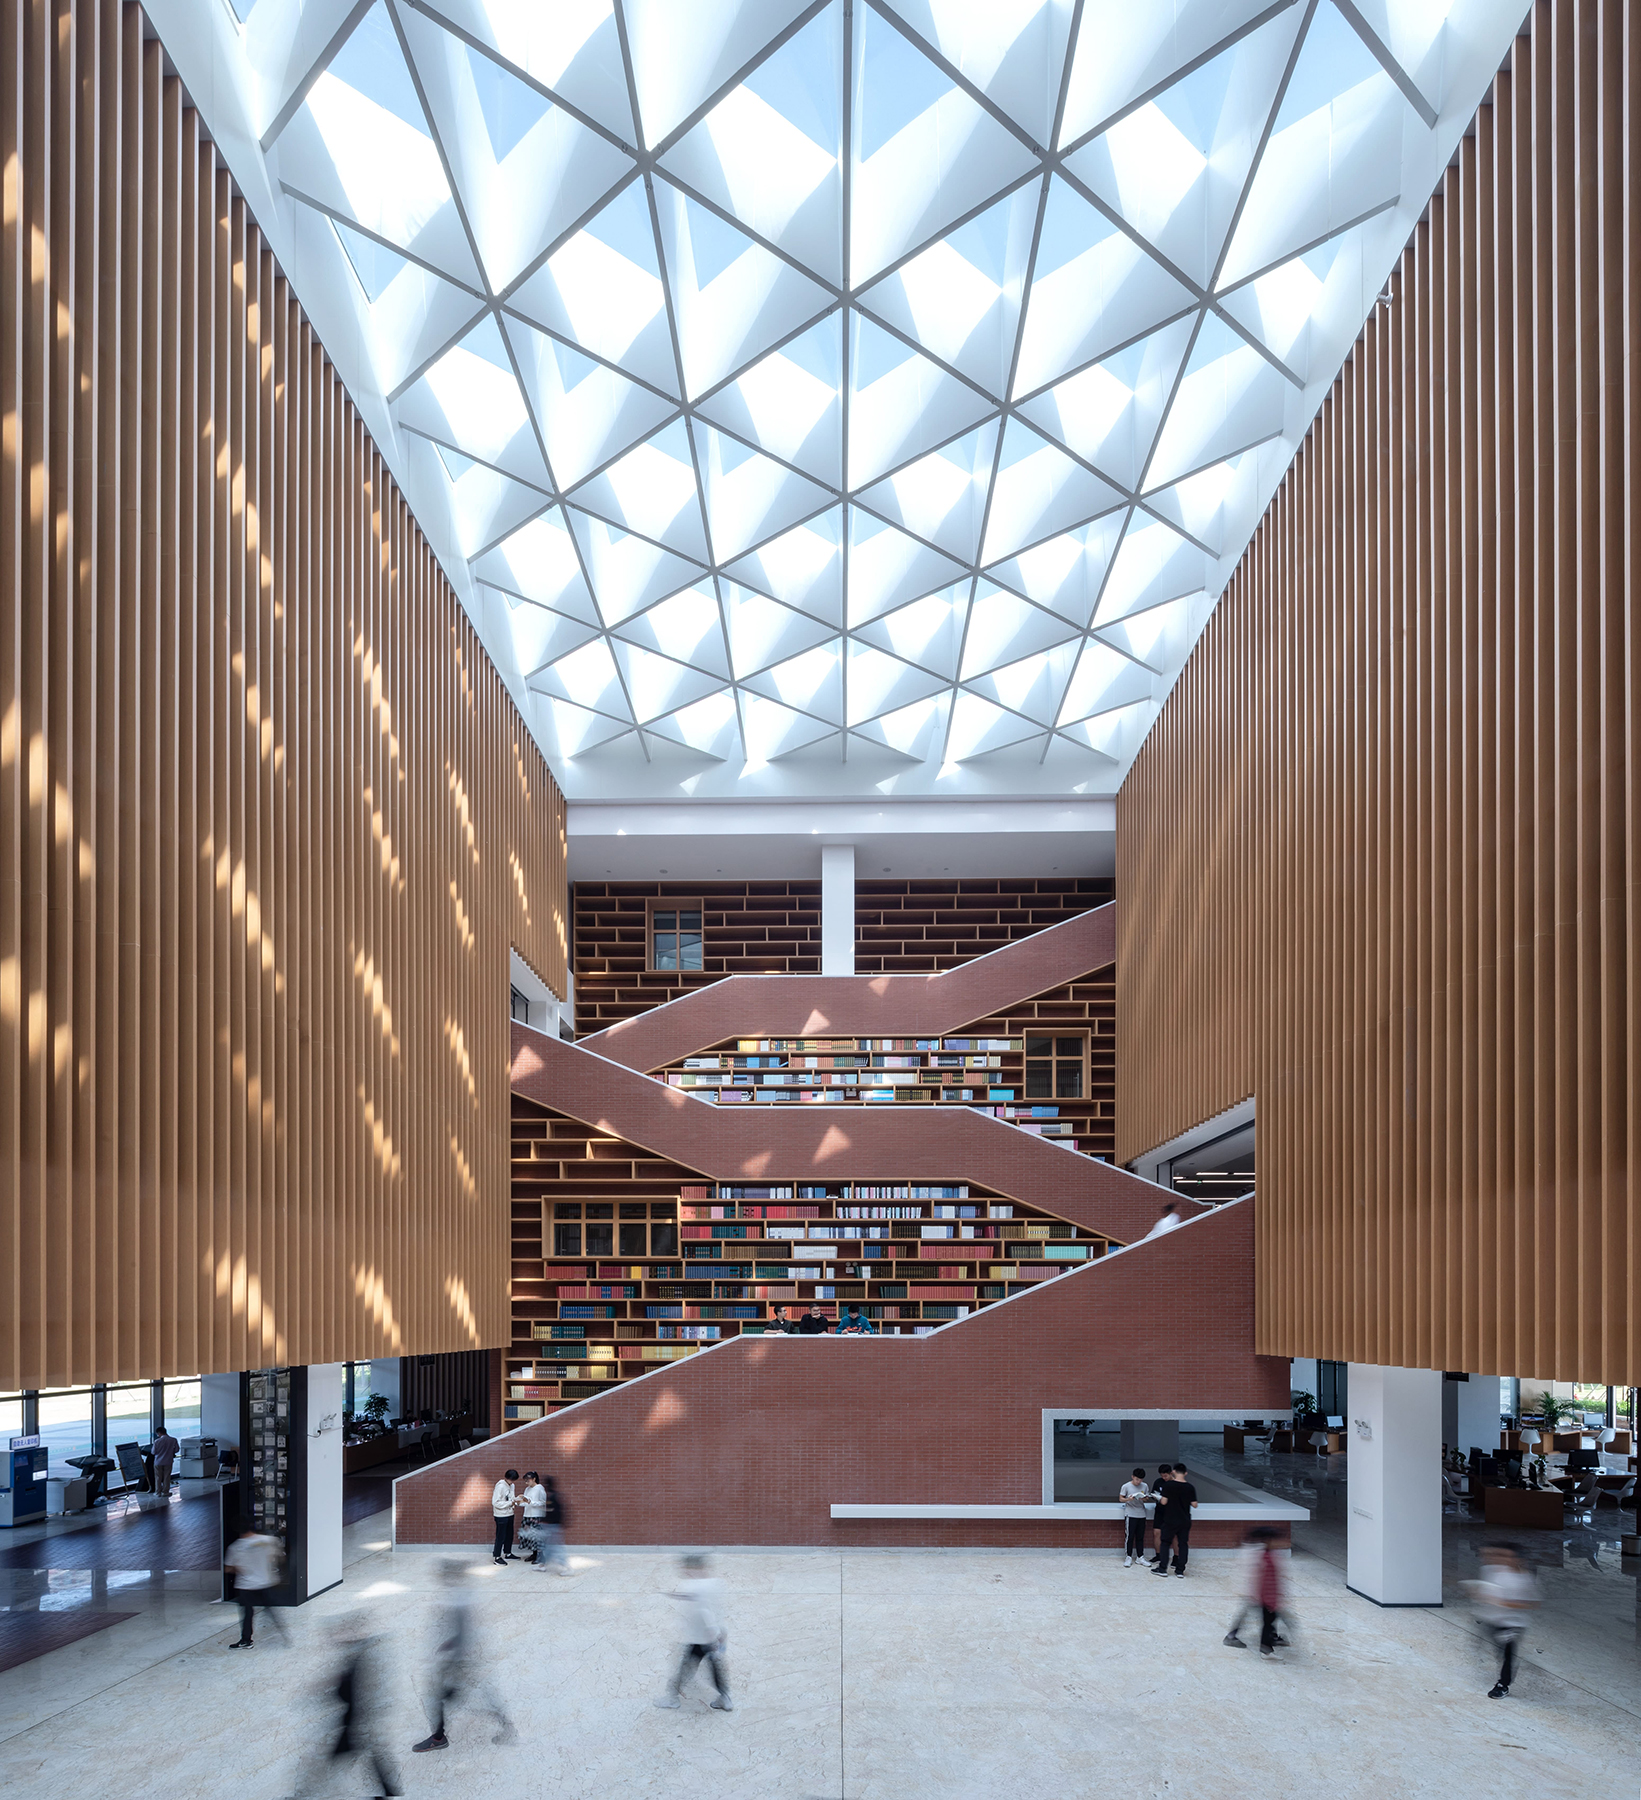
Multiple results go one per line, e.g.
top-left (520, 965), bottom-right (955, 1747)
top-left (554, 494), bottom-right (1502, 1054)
top-left (200, 1374), bottom-right (240, 1456)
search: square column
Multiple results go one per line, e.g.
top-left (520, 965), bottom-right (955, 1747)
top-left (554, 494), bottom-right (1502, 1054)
top-left (821, 844), bottom-right (855, 975)
top-left (1347, 1363), bottom-right (1442, 1605)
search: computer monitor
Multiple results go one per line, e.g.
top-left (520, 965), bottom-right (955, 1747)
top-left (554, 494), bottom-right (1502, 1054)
top-left (1566, 1448), bottom-right (1600, 1472)
top-left (1326, 1415), bottom-right (1343, 1428)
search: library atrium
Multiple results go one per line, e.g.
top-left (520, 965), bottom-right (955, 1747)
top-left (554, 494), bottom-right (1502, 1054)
top-left (0, 1), bottom-right (1635, 1796)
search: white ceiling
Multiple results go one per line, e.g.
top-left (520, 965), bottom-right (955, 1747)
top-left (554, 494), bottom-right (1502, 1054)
top-left (156, 0), bottom-right (1526, 805)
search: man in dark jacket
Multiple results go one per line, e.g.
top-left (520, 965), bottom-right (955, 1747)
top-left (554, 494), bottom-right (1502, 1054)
top-left (796, 1305), bottom-right (833, 1334)
top-left (1152, 1461), bottom-right (1200, 1576)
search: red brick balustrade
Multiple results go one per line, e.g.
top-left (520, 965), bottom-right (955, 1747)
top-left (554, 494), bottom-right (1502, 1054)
top-left (394, 1201), bottom-right (1286, 1549)
top-left (580, 903), bottom-right (1117, 1072)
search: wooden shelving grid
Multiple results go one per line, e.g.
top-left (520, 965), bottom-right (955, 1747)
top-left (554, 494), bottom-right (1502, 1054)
top-left (505, 1095), bottom-right (1112, 1426)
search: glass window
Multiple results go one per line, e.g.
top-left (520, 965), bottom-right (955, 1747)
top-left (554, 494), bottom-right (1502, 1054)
top-left (554, 1203), bottom-right (582, 1218)
top-left (653, 907), bottom-right (703, 971)
top-left (586, 1203), bottom-right (613, 1219)
top-left (162, 1378), bottom-right (201, 1441)
top-left (619, 1203), bottom-right (648, 1219)
top-left (651, 1222), bottom-right (678, 1256)
top-left (0, 1393), bottom-right (23, 1439)
top-left (585, 1221), bottom-right (613, 1257)
top-left (554, 1223), bottom-right (582, 1256)
top-left (105, 1382), bottom-right (153, 1454)
top-left (1025, 1034), bottom-right (1085, 1101)
top-left (618, 1222), bottom-right (647, 1257)
top-left (37, 1388), bottom-right (94, 1464)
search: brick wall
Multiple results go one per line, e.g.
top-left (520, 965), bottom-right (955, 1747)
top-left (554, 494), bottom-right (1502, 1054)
top-left (396, 1201), bottom-right (1287, 1549)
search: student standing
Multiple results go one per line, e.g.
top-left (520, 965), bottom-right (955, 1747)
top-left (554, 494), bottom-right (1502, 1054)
top-left (654, 1553), bottom-right (733, 1711)
top-left (224, 1527), bottom-right (287, 1647)
top-left (1144, 1464), bottom-right (1173, 1563)
top-left (1152, 1461), bottom-right (1199, 1576)
top-left (517, 1471), bottom-right (546, 1563)
top-left (1119, 1468), bottom-right (1151, 1567)
top-left (490, 1469), bottom-right (519, 1565)
top-left (1464, 1542), bottom-right (1539, 1697)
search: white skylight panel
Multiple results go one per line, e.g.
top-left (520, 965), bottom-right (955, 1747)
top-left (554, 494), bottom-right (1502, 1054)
top-left (855, 586), bottom-right (966, 678)
top-left (474, 513), bottom-right (596, 618)
top-left (615, 586), bottom-right (727, 675)
top-left (418, 333), bottom-right (532, 467)
top-left (656, 182), bottom-right (833, 399)
top-left (1013, 181), bottom-right (1193, 397)
top-left (725, 586), bottom-right (835, 677)
top-left (850, 3), bottom-right (1038, 284)
top-left (239, 0), bottom-right (1521, 796)
top-left (746, 641), bottom-right (843, 721)
top-left (945, 689), bottom-right (1039, 758)
top-left (981, 421), bottom-right (1121, 565)
top-left (846, 510), bottom-right (966, 624)
top-left (698, 321), bottom-right (841, 483)
top-left (846, 641), bottom-right (948, 725)
top-left (723, 519), bottom-right (843, 623)
top-left (848, 318), bottom-right (993, 487)
top-left (568, 510), bottom-right (703, 626)
top-left (503, 595), bottom-right (598, 676)
top-left (1145, 320), bottom-right (1284, 491)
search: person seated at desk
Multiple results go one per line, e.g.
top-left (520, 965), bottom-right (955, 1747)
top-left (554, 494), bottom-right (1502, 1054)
top-left (837, 1306), bottom-right (878, 1335)
top-left (796, 1305), bottom-right (833, 1335)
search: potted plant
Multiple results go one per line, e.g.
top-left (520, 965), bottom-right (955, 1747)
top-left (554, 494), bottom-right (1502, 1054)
top-left (1531, 1391), bottom-right (1581, 1433)
top-left (1290, 1389), bottom-right (1318, 1430)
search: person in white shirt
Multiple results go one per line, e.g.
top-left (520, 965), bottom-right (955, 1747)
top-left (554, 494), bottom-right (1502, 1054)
top-left (654, 1554), bottom-right (732, 1711)
top-left (224, 1527), bottom-right (287, 1647)
top-left (1464, 1541), bottom-right (1539, 1697)
top-left (1141, 1201), bottom-right (1184, 1242)
top-left (517, 1470), bottom-right (546, 1563)
top-left (490, 1469), bottom-right (519, 1566)
top-left (1119, 1468), bottom-right (1151, 1567)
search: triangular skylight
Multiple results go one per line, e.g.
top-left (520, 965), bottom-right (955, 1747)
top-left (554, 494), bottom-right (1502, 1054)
top-left (241, 0), bottom-right (1527, 790)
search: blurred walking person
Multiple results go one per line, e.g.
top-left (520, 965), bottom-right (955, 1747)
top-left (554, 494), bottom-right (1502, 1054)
top-left (413, 1560), bottom-right (517, 1752)
top-left (654, 1553), bottom-right (733, 1711)
top-left (296, 1617), bottom-right (402, 1797)
top-left (1224, 1527), bottom-right (1291, 1654)
top-left (1464, 1542), bottom-right (1539, 1698)
top-left (1119, 1468), bottom-right (1151, 1567)
top-left (532, 1473), bottom-right (571, 1576)
top-left (225, 1525), bottom-right (287, 1648)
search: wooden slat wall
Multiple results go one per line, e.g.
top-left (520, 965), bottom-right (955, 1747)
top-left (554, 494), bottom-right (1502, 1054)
top-left (1115, 0), bottom-right (1639, 1386)
top-left (0, 0), bottom-right (568, 1390)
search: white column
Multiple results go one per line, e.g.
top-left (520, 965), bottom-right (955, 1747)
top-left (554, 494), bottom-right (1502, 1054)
top-left (1347, 1363), bottom-right (1443, 1605)
top-left (821, 843), bottom-right (855, 975)
top-left (304, 1362), bottom-right (345, 1598)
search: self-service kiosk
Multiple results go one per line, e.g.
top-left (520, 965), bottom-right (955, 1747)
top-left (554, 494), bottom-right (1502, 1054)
top-left (0, 1436), bottom-right (49, 1526)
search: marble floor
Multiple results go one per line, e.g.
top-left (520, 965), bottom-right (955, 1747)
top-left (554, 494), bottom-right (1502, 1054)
top-left (0, 1445), bottom-right (1635, 1800)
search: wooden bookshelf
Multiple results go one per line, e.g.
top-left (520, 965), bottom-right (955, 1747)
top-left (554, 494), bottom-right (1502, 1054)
top-left (506, 1094), bottom-right (1111, 1425)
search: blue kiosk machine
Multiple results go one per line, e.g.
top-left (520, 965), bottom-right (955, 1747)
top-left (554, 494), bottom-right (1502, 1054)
top-left (0, 1434), bottom-right (49, 1526)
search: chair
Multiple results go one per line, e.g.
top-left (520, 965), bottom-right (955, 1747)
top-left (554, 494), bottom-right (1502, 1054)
top-left (1441, 1472), bottom-right (1471, 1515)
top-left (1566, 1475), bottom-right (1600, 1525)
top-left (1598, 1474), bottom-right (1636, 1512)
top-left (410, 1429), bottom-right (434, 1465)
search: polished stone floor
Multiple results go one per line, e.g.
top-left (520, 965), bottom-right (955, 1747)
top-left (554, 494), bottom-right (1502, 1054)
top-left (0, 1440), bottom-right (1634, 1799)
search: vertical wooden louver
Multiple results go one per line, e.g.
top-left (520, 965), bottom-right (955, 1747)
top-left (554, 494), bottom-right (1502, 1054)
top-left (0, 0), bottom-right (568, 1390)
top-left (1117, 0), bottom-right (1639, 1387)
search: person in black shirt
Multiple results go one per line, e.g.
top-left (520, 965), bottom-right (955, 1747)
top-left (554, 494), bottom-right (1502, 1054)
top-left (1152, 1461), bottom-right (1199, 1576)
top-left (796, 1305), bottom-right (833, 1334)
top-left (767, 1307), bottom-right (796, 1333)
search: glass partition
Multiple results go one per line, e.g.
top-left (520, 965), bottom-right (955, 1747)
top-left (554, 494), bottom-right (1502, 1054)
top-left (36, 1388), bottom-right (94, 1464)
top-left (161, 1378), bottom-right (201, 1440)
